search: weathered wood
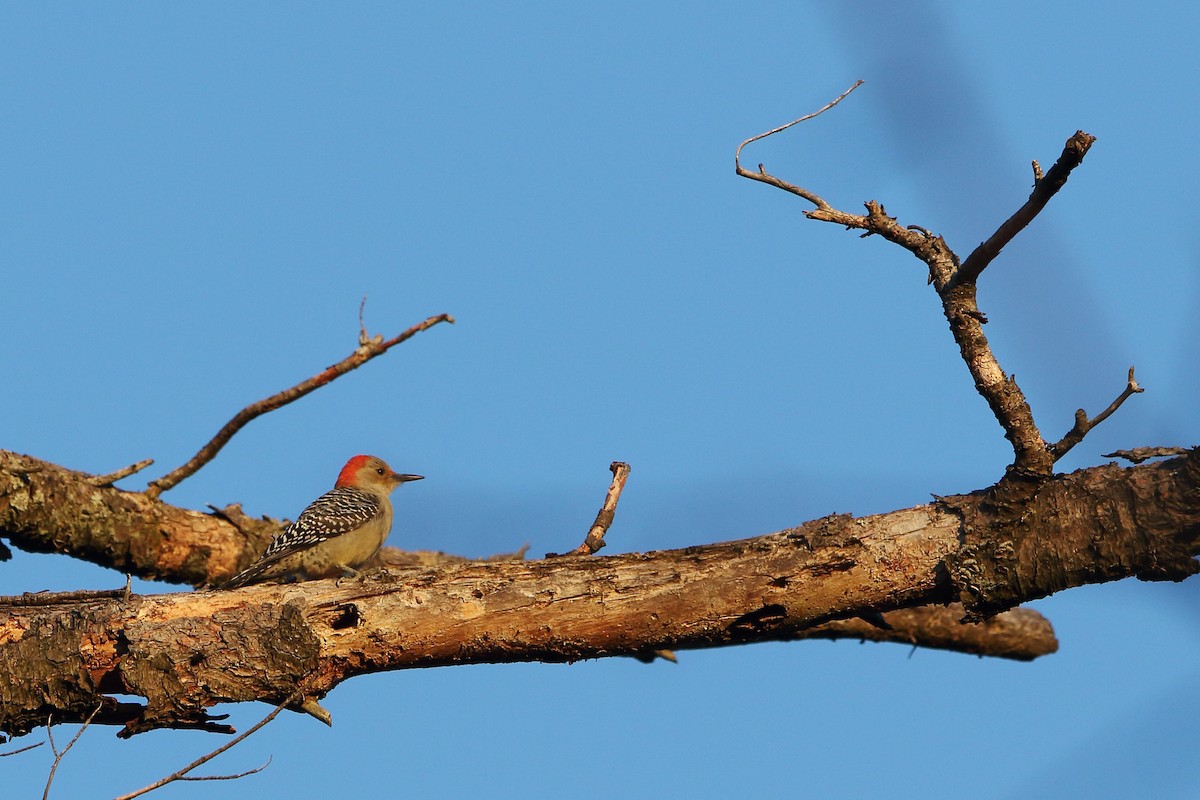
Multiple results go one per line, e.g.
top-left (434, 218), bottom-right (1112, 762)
top-left (2, 450), bottom-right (1195, 738)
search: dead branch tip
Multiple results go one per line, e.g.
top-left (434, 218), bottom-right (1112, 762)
top-left (953, 130), bottom-right (1096, 288)
top-left (1051, 366), bottom-right (1144, 461)
top-left (734, 80), bottom-right (863, 210)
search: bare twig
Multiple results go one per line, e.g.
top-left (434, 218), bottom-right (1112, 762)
top-left (113, 696), bottom-right (292, 800)
top-left (1103, 446), bottom-right (1191, 464)
top-left (1051, 367), bottom-right (1144, 461)
top-left (734, 80), bottom-right (864, 210)
top-left (378, 543), bottom-right (530, 568)
top-left (951, 131), bottom-right (1096, 288)
top-left (43, 705), bottom-right (101, 800)
top-left (176, 756), bottom-right (272, 784)
top-left (547, 461), bottom-right (631, 557)
top-left (0, 741), bottom-right (44, 757)
top-left (88, 458), bottom-right (154, 488)
top-left (146, 311), bottom-right (454, 498)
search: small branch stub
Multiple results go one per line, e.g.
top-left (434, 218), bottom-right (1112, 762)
top-left (548, 461), bottom-right (631, 557)
top-left (89, 459), bottom-right (155, 488)
top-left (1051, 366), bottom-right (1144, 461)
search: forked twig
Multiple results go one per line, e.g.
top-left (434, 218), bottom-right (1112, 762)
top-left (43, 705), bottom-right (101, 800)
top-left (951, 131), bottom-right (1097, 288)
top-left (146, 311), bottom-right (454, 498)
top-left (114, 696), bottom-right (293, 800)
top-left (1051, 367), bottom-right (1144, 461)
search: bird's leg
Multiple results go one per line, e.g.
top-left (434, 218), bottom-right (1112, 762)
top-left (333, 565), bottom-right (363, 588)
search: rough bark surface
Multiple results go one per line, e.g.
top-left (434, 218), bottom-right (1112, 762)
top-left (3, 450), bottom-right (1196, 739)
top-left (0, 450), bottom-right (273, 585)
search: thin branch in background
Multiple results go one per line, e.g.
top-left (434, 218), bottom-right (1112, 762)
top-left (42, 705), bottom-right (101, 800)
top-left (0, 587), bottom-right (129, 607)
top-left (113, 696), bottom-right (293, 800)
top-left (88, 458), bottom-right (155, 488)
top-left (951, 131), bottom-right (1097, 288)
top-left (0, 741), bottom-right (44, 757)
top-left (1103, 446), bottom-right (1192, 464)
top-left (146, 310), bottom-right (454, 498)
top-left (174, 756), bottom-right (272, 785)
top-left (1051, 367), bottom-right (1144, 461)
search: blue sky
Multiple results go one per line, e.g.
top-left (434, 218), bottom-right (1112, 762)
top-left (3, 3), bottom-right (1198, 798)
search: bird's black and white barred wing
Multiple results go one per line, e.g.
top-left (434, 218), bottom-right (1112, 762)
top-left (224, 486), bottom-right (381, 587)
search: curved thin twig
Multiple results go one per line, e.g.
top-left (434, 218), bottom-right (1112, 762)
top-left (146, 312), bottom-right (454, 497)
top-left (735, 80), bottom-right (864, 173)
top-left (43, 705), bottom-right (101, 800)
top-left (734, 80), bottom-right (864, 210)
top-left (114, 697), bottom-right (293, 800)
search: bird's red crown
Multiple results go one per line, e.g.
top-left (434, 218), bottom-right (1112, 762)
top-left (335, 455), bottom-right (375, 488)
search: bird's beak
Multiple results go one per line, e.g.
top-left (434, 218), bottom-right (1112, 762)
top-left (394, 473), bottom-right (424, 483)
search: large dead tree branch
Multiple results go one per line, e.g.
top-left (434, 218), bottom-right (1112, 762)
top-left (2, 450), bottom-right (1196, 739)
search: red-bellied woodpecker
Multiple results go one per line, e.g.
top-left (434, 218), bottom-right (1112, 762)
top-left (224, 455), bottom-right (423, 588)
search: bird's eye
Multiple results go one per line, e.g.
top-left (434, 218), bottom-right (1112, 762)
top-left (376, 467), bottom-right (385, 475)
